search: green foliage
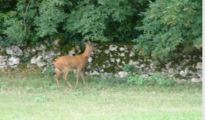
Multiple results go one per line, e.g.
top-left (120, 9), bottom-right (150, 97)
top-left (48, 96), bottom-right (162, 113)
top-left (0, 0), bottom-right (16, 37)
top-left (149, 73), bottom-right (174, 86)
top-left (0, 0), bottom-right (149, 46)
top-left (127, 73), bottom-right (174, 86)
top-left (123, 64), bottom-right (137, 72)
top-left (127, 75), bottom-right (146, 86)
top-left (34, 0), bottom-right (69, 37)
top-left (134, 0), bottom-right (202, 62)
top-left (0, 0), bottom-right (70, 46)
top-left (65, 1), bottom-right (108, 41)
top-left (0, 0), bottom-right (202, 65)
top-left (2, 0), bottom-right (40, 46)
top-left (3, 18), bottom-right (27, 45)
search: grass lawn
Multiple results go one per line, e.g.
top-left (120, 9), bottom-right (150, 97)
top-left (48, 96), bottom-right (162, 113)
top-left (0, 70), bottom-right (202, 120)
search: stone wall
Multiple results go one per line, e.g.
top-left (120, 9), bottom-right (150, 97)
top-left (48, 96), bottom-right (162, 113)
top-left (0, 39), bottom-right (202, 82)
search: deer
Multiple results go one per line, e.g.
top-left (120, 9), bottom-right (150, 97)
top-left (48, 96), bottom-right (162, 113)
top-left (54, 42), bottom-right (95, 88)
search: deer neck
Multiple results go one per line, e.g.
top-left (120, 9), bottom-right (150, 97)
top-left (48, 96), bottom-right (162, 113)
top-left (82, 46), bottom-right (91, 58)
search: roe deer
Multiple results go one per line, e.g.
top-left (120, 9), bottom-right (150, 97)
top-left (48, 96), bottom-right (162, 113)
top-left (54, 42), bottom-right (95, 88)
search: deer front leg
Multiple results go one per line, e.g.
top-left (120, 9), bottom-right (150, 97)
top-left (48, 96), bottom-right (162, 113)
top-left (80, 72), bottom-right (86, 85)
top-left (76, 69), bottom-right (81, 86)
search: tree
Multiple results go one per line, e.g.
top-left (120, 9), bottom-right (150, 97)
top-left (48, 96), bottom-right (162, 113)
top-left (0, 0), bottom-right (149, 46)
top-left (134, 0), bottom-right (202, 62)
top-left (65, 0), bottom-right (149, 42)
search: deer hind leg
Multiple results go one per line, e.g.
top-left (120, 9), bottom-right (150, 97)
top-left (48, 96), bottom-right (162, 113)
top-left (54, 68), bottom-right (61, 88)
top-left (80, 72), bottom-right (86, 85)
top-left (62, 68), bottom-right (72, 87)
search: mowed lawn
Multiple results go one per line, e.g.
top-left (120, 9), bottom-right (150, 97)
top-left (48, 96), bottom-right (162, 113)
top-left (0, 72), bottom-right (202, 120)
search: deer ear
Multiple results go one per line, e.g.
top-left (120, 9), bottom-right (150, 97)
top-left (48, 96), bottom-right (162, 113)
top-left (85, 41), bottom-right (92, 46)
top-left (87, 41), bottom-right (91, 44)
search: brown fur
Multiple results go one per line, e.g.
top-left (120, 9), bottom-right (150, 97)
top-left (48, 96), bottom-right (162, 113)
top-left (54, 42), bottom-right (95, 88)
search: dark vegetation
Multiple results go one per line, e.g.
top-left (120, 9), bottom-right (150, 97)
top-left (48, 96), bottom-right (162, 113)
top-left (0, 0), bottom-right (202, 63)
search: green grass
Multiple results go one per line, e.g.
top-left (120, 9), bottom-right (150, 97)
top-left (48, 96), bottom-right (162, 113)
top-left (0, 71), bottom-right (202, 120)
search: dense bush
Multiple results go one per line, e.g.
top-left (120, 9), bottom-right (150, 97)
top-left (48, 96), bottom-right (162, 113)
top-left (134, 0), bottom-right (202, 62)
top-left (0, 0), bottom-right (202, 63)
top-left (0, 0), bottom-right (149, 46)
top-left (65, 0), bottom-right (148, 42)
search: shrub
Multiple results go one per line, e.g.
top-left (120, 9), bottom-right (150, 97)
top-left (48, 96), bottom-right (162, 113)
top-left (127, 75), bottom-right (146, 86)
top-left (127, 73), bottom-right (174, 86)
top-left (134, 0), bottom-right (202, 62)
top-left (0, 0), bottom-right (149, 46)
top-left (149, 73), bottom-right (174, 86)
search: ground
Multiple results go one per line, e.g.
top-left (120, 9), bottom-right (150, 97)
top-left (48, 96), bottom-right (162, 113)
top-left (0, 70), bottom-right (202, 120)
